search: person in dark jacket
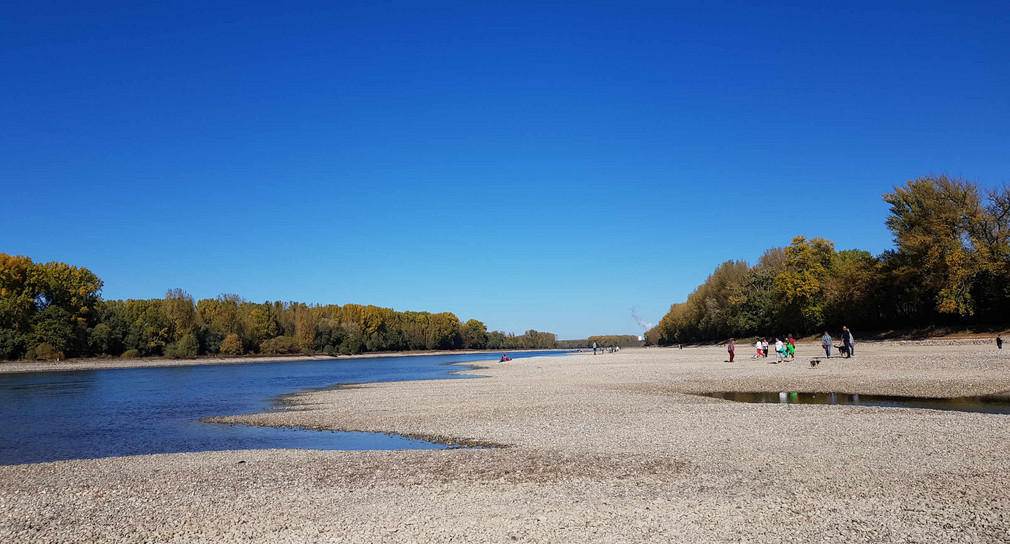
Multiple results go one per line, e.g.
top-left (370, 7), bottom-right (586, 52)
top-left (842, 326), bottom-right (854, 358)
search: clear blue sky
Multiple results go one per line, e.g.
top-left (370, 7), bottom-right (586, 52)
top-left (3, 1), bottom-right (1008, 339)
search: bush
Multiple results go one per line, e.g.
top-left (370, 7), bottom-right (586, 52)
top-left (259, 336), bottom-right (302, 355)
top-left (121, 349), bottom-right (141, 359)
top-left (26, 343), bottom-right (65, 361)
top-left (219, 334), bottom-right (243, 355)
top-left (165, 333), bottom-right (199, 359)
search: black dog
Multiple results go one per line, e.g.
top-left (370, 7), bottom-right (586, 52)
top-left (834, 344), bottom-right (850, 357)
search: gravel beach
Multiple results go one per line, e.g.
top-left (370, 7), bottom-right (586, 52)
top-left (4, 342), bottom-right (1010, 542)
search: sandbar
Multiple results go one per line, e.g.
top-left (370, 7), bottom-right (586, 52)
top-left (3, 341), bottom-right (1010, 542)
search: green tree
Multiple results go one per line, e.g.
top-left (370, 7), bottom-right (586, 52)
top-left (461, 319), bottom-right (488, 349)
top-left (166, 333), bottom-right (199, 358)
top-left (774, 236), bottom-right (836, 333)
top-left (883, 175), bottom-right (983, 317)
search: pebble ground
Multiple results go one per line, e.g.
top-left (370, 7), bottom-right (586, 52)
top-left (4, 342), bottom-right (1010, 542)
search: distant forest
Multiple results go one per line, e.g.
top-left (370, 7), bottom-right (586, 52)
top-left (0, 259), bottom-right (559, 360)
top-left (647, 175), bottom-right (1010, 344)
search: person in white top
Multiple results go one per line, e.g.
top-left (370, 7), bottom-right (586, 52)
top-left (774, 338), bottom-right (785, 363)
top-left (754, 339), bottom-right (763, 359)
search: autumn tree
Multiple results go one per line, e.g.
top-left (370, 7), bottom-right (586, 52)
top-left (883, 175), bottom-right (983, 317)
top-left (774, 236), bottom-right (836, 333)
top-left (164, 289), bottom-right (196, 341)
top-left (461, 319), bottom-right (488, 349)
top-left (219, 333), bottom-right (243, 355)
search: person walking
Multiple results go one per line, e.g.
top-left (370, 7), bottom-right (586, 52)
top-left (787, 334), bottom-right (796, 360)
top-left (842, 326), bottom-right (854, 358)
top-left (762, 339), bottom-right (769, 358)
top-left (727, 338), bottom-right (735, 362)
top-left (754, 338), bottom-right (763, 359)
top-left (998, 334), bottom-right (1003, 350)
top-left (774, 338), bottom-right (785, 363)
top-left (822, 331), bottom-right (832, 358)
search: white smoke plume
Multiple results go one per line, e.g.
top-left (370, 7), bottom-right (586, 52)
top-left (630, 307), bottom-right (654, 330)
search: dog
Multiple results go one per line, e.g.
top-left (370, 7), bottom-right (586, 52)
top-left (809, 358), bottom-right (821, 368)
top-left (834, 344), bottom-right (850, 357)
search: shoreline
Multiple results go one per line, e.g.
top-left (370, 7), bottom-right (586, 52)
top-left (0, 335), bottom-right (1000, 374)
top-left (0, 348), bottom-right (545, 375)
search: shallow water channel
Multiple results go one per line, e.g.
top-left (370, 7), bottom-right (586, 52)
top-left (701, 391), bottom-right (1010, 414)
top-left (0, 351), bottom-right (567, 465)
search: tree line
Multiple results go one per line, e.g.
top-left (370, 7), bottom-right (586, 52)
top-left (0, 257), bottom-right (557, 360)
top-left (556, 335), bottom-right (644, 349)
top-left (647, 175), bottom-right (1010, 344)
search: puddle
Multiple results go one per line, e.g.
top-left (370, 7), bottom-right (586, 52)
top-left (699, 391), bottom-right (1010, 414)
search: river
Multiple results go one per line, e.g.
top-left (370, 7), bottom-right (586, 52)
top-left (0, 351), bottom-right (567, 465)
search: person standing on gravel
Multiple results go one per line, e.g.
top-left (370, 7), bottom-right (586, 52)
top-left (822, 332), bottom-right (832, 358)
top-left (727, 339), bottom-right (735, 362)
top-left (998, 335), bottom-right (1003, 350)
top-left (842, 326), bottom-right (854, 358)
top-left (762, 339), bottom-right (769, 358)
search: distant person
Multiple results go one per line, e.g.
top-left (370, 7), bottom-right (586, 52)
top-left (762, 339), bottom-right (769, 358)
top-left (727, 338), bottom-right (735, 362)
top-left (786, 335), bottom-right (796, 360)
top-left (774, 338), bottom-right (785, 363)
top-left (998, 335), bottom-right (1003, 350)
top-left (754, 338), bottom-right (763, 359)
top-left (842, 326), bottom-right (854, 358)
top-left (593, 341), bottom-right (597, 355)
top-left (822, 331), bottom-right (832, 358)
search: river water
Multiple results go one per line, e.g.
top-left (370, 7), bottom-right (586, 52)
top-left (0, 351), bottom-right (566, 465)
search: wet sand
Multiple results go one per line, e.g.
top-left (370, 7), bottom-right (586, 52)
top-left (4, 342), bottom-right (1010, 542)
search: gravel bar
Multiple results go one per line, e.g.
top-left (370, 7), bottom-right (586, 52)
top-left (4, 343), bottom-right (1010, 542)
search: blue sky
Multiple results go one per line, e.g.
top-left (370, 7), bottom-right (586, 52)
top-left (3, 1), bottom-right (1008, 338)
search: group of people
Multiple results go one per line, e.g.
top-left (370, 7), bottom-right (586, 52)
top-left (820, 326), bottom-right (855, 358)
top-left (725, 335), bottom-right (796, 363)
top-left (726, 326), bottom-right (856, 363)
top-left (591, 342), bottom-right (621, 355)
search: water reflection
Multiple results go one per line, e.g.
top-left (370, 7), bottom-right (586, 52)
top-left (701, 391), bottom-right (1010, 414)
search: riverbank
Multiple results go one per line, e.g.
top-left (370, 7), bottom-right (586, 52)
top-left (4, 343), bottom-right (1010, 542)
top-left (0, 349), bottom-right (538, 375)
